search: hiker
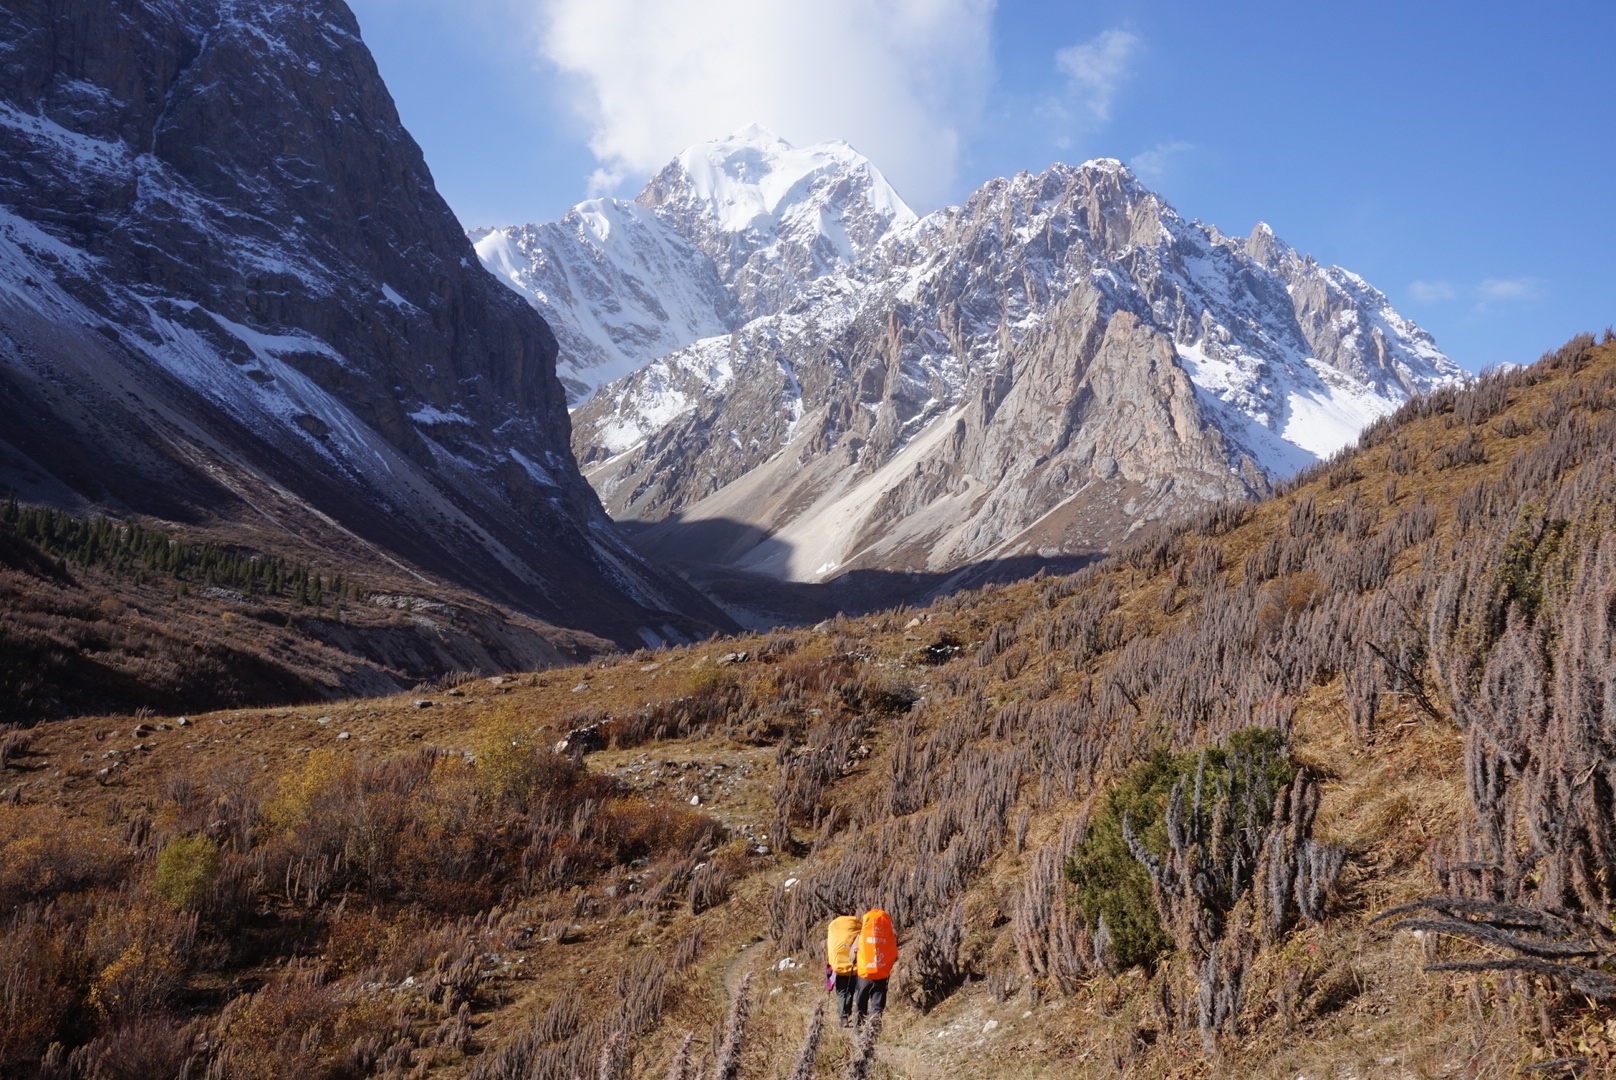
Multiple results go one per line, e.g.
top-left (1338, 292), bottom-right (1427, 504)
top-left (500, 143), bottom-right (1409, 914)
top-left (854, 908), bottom-right (896, 1025)
top-left (826, 914), bottom-right (861, 1026)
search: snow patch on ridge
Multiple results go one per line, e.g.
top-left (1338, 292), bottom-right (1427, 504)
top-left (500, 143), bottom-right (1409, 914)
top-left (0, 103), bottom-right (131, 176)
top-left (410, 404), bottom-right (472, 427)
top-left (1281, 360), bottom-right (1405, 459)
top-left (592, 332), bottom-right (742, 454)
top-left (509, 448), bottom-right (559, 488)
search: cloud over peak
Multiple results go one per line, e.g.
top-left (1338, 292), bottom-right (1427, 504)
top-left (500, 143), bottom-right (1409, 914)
top-left (539, 0), bottom-right (997, 210)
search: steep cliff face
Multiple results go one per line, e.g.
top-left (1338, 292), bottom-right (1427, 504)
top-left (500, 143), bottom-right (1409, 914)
top-left (0, 0), bottom-right (728, 649)
top-left (471, 202), bottom-right (739, 403)
top-left (570, 160), bottom-right (1460, 602)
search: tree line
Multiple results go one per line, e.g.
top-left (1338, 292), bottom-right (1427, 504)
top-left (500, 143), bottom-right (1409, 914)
top-left (1, 491), bottom-right (357, 606)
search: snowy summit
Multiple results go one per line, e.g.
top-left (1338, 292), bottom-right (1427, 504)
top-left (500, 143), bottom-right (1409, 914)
top-left (642, 123), bottom-right (917, 291)
top-left (471, 125), bottom-right (914, 402)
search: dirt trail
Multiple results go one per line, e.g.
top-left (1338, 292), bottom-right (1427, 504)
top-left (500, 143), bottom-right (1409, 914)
top-left (750, 939), bottom-right (1071, 1080)
top-left (714, 911), bottom-right (901, 1077)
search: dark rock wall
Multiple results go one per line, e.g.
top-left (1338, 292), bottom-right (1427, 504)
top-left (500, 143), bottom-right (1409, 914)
top-left (0, 0), bottom-right (730, 646)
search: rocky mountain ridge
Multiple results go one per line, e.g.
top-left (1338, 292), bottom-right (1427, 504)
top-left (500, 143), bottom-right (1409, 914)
top-left (0, 0), bottom-right (730, 654)
top-left (470, 200), bottom-right (739, 404)
top-left (561, 157), bottom-right (1461, 619)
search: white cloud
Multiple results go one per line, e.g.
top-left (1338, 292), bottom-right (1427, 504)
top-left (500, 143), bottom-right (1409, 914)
top-left (1477, 277), bottom-right (1545, 302)
top-left (1409, 280), bottom-right (1458, 303)
top-left (1055, 29), bottom-right (1140, 122)
top-left (537, 0), bottom-right (997, 209)
top-left (1409, 276), bottom-right (1546, 312)
top-left (585, 166), bottom-right (625, 199)
top-left (1130, 140), bottom-right (1191, 180)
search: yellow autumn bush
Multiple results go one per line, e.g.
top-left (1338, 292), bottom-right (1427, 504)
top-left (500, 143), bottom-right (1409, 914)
top-left (84, 900), bottom-right (194, 1018)
top-left (153, 833), bottom-right (220, 911)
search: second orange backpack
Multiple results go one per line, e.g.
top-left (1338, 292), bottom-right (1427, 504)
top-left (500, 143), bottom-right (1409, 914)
top-left (856, 909), bottom-right (896, 979)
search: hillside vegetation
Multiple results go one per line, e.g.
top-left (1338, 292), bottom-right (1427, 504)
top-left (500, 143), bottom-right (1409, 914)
top-left (0, 505), bottom-right (607, 724)
top-left (4, 332), bottom-right (1616, 1079)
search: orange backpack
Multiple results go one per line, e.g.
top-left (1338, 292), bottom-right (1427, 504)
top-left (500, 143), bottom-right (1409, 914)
top-left (856, 909), bottom-right (897, 979)
top-left (827, 916), bottom-right (860, 975)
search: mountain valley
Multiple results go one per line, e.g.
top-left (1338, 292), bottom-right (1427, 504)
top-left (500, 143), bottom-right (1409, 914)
top-left (7, 4), bottom-right (1616, 1079)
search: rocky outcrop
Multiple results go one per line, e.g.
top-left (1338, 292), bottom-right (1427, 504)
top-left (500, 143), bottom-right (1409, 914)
top-left (610, 292), bottom-right (1250, 589)
top-left (0, 0), bottom-right (730, 649)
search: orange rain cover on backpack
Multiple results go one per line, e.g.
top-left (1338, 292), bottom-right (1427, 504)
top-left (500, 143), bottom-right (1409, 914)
top-left (856, 909), bottom-right (896, 979)
top-left (827, 916), bottom-right (860, 975)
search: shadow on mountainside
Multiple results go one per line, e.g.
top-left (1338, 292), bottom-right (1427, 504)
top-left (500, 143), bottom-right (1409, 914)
top-left (618, 516), bottom-right (1104, 628)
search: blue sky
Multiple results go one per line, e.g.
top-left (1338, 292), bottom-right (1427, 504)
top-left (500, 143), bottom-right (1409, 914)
top-left (348, 0), bottom-right (1615, 372)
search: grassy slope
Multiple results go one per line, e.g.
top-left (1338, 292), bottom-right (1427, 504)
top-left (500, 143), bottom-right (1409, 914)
top-left (0, 512), bottom-right (608, 723)
top-left (6, 336), bottom-right (1616, 1078)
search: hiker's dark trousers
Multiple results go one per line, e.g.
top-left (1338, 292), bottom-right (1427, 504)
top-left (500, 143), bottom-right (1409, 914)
top-left (854, 975), bottom-right (888, 1022)
top-left (833, 972), bottom-right (857, 1025)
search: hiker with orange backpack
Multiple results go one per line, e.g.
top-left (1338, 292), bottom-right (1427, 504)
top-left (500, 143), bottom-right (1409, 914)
top-left (854, 908), bottom-right (897, 1024)
top-left (826, 914), bottom-right (861, 1026)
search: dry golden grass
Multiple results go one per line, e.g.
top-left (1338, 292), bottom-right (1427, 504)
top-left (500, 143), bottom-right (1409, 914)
top-left (6, 338), bottom-right (1616, 1078)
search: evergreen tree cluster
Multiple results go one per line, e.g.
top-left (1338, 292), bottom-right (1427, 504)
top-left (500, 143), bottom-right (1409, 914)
top-left (1, 490), bottom-right (359, 607)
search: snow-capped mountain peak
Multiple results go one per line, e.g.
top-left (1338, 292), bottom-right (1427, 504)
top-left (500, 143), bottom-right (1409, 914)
top-left (658, 123), bottom-right (917, 252)
top-left (1243, 220), bottom-right (1286, 270)
top-left (1076, 156), bottom-right (1129, 173)
top-left (637, 124), bottom-right (918, 319)
top-left (471, 126), bottom-right (919, 404)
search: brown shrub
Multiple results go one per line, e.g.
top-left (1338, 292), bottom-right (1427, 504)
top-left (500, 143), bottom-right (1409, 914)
top-left (1432, 429), bottom-right (1487, 470)
top-left (83, 898), bottom-right (196, 1019)
top-left (756, 631), bottom-right (800, 660)
top-left (840, 670), bottom-right (917, 716)
top-left (323, 909), bottom-right (416, 976)
top-left (64, 1012), bottom-right (201, 1080)
top-left (258, 733), bottom-right (631, 914)
top-left (688, 858), bottom-right (734, 915)
top-left (778, 656), bottom-right (855, 697)
top-left (0, 726), bottom-right (32, 769)
top-left (595, 801), bottom-right (720, 865)
top-left (0, 805), bottom-right (127, 910)
top-left (0, 903), bottom-right (87, 1065)
top-left (684, 664), bottom-right (736, 698)
top-left (1256, 572), bottom-right (1323, 641)
top-left (209, 962), bottom-right (404, 1080)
